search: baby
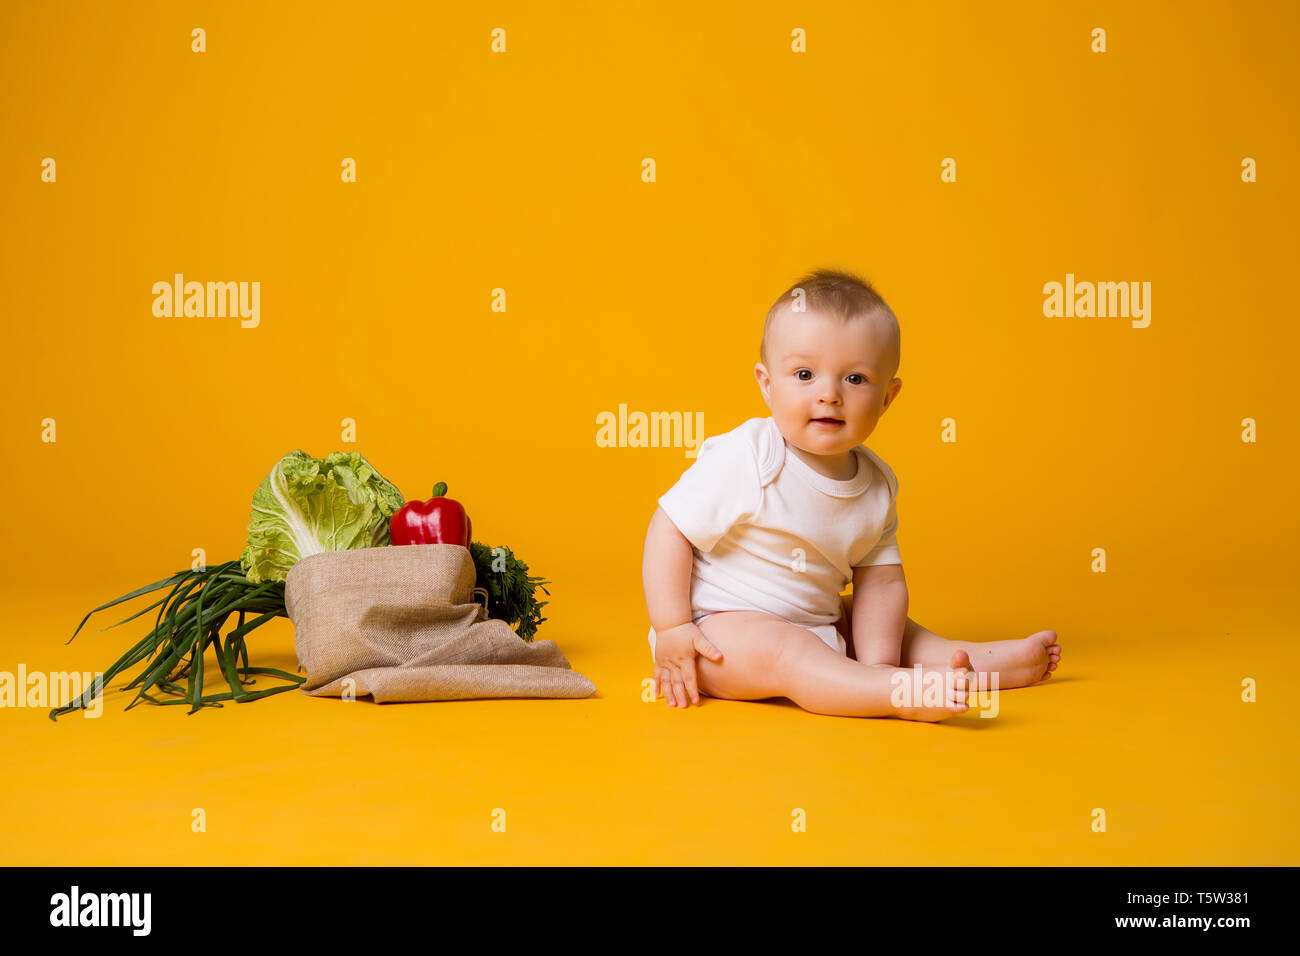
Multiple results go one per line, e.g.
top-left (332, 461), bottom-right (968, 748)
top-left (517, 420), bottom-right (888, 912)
top-left (641, 269), bottom-right (1061, 721)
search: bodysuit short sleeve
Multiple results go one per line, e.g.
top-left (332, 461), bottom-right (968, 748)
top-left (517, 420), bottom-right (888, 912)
top-left (657, 430), bottom-right (762, 552)
top-left (854, 456), bottom-right (903, 568)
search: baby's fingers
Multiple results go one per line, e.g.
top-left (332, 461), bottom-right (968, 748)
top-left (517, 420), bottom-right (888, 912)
top-left (693, 633), bottom-right (724, 662)
top-left (657, 665), bottom-right (677, 707)
top-left (670, 672), bottom-right (689, 708)
top-left (680, 667), bottom-right (701, 707)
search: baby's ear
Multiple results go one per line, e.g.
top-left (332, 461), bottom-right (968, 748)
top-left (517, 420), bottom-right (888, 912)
top-left (883, 377), bottom-right (902, 408)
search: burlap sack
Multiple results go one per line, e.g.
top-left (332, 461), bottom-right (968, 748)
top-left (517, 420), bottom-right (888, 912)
top-left (284, 544), bottom-right (596, 701)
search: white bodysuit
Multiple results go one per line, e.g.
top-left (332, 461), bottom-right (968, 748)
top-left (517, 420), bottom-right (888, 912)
top-left (646, 415), bottom-right (902, 660)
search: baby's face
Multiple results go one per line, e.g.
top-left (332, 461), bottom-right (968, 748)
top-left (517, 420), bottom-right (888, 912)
top-left (754, 306), bottom-right (901, 457)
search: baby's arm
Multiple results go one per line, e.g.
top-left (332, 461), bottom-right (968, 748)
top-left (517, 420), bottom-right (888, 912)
top-left (850, 563), bottom-right (908, 667)
top-left (642, 507), bottom-right (723, 707)
top-left (642, 506), bottom-right (695, 634)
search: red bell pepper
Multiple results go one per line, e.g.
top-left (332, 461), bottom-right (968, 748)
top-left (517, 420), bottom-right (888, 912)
top-left (390, 481), bottom-right (472, 548)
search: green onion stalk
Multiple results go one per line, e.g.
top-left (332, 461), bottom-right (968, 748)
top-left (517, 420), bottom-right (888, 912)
top-left (48, 560), bottom-right (302, 720)
top-left (50, 544), bottom-right (550, 720)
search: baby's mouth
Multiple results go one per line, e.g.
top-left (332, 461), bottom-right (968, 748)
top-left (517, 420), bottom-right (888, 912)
top-left (810, 417), bottom-right (844, 426)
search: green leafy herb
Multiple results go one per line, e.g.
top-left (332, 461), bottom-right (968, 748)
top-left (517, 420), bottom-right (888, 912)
top-left (469, 542), bottom-right (550, 642)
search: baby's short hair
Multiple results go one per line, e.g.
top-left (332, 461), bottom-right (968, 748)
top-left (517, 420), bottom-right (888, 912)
top-left (761, 268), bottom-right (900, 378)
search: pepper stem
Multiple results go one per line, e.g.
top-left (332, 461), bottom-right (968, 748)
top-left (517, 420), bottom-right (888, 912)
top-left (432, 482), bottom-right (448, 497)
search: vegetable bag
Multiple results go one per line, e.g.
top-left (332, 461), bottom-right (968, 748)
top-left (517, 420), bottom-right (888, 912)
top-left (285, 544), bottom-right (595, 701)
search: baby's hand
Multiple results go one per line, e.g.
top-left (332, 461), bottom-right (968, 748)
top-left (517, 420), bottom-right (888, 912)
top-left (652, 621), bottom-right (724, 708)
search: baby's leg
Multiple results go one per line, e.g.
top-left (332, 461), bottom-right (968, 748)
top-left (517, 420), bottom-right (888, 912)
top-left (839, 595), bottom-right (1061, 689)
top-left (694, 611), bottom-right (970, 721)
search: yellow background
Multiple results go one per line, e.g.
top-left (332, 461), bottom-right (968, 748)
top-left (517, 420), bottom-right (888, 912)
top-left (2, 0), bottom-right (1296, 864)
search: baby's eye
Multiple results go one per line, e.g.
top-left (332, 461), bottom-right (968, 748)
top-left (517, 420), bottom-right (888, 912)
top-left (795, 369), bottom-right (813, 381)
top-left (847, 373), bottom-right (867, 385)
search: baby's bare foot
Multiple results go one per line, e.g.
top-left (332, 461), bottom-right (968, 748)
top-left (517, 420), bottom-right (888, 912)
top-left (963, 631), bottom-right (1060, 688)
top-left (895, 650), bottom-right (972, 722)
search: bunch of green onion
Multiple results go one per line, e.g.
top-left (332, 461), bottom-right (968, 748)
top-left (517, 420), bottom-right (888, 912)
top-left (48, 560), bottom-right (303, 720)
